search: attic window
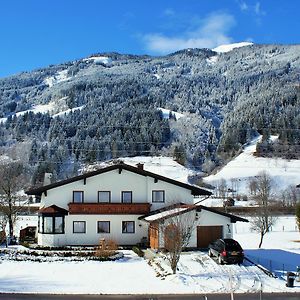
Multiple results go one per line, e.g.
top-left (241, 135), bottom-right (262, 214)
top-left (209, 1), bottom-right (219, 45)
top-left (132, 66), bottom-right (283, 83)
top-left (152, 190), bottom-right (165, 203)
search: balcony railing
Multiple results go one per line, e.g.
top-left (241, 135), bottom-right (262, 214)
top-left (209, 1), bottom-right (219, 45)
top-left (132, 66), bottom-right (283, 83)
top-left (68, 202), bottom-right (151, 215)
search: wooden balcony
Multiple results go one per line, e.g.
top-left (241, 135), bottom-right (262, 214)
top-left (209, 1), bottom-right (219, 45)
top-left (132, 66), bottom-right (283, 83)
top-left (68, 202), bottom-right (151, 215)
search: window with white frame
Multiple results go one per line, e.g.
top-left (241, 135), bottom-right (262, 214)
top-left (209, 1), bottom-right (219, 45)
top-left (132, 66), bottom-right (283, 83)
top-left (73, 221), bottom-right (86, 233)
top-left (121, 191), bottom-right (132, 203)
top-left (73, 191), bottom-right (84, 203)
top-left (152, 190), bottom-right (165, 203)
top-left (98, 191), bottom-right (111, 203)
top-left (97, 221), bottom-right (110, 233)
top-left (122, 221), bottom-right (135, 233)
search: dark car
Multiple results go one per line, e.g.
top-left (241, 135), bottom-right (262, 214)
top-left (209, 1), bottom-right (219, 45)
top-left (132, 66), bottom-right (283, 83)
top-left (208, 238), bottom-right (244, 264)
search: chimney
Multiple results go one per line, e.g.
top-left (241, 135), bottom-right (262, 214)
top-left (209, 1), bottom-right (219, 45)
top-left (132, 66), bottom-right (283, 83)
top-left (44, 173), bottom-right (53, 186)
top-left (136, 163), bottom-right (144, 170)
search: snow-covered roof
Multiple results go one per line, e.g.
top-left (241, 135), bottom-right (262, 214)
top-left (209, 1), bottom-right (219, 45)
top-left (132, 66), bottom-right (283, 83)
top-left (144, 207), bottom-right (190, 221)
top-left (26, 163), bottom-right (212, 197)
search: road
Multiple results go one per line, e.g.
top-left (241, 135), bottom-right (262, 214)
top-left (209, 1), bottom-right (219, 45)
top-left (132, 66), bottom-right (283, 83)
top-left (0, 293), bottom-right (299, 300)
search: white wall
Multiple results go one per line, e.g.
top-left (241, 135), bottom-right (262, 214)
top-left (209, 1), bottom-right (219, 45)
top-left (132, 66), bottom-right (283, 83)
top-left (189, 209), bottom-right (233, 247)
top-left (40, 169), bottom-right (194, 210)
top-left (38, 168), bottom-right (196, 246)
top-left (157, 209), bottom-right (233, 249)
top-left (65, 214), bottom-right (148, 246)
top-left (38, 215), bottom-right (148, 247)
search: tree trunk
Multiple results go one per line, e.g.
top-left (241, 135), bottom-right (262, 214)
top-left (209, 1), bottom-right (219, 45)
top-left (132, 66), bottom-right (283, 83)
top-left (8, 216), bottom-right (14, 240)
top-left (258, 231), bottom-right (264, 248)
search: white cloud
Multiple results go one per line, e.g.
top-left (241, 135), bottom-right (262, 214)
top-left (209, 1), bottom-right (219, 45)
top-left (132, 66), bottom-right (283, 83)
top-left (239, 1), bottom-right (249, 11)
top-left (238, 1), bottom-right (266, 16)
top-left (142, 12), bottom-right (236, 54)
top-left (254, 2), bottom-right (266, 16)
top-left (163, 8), bottom-right (175, 17)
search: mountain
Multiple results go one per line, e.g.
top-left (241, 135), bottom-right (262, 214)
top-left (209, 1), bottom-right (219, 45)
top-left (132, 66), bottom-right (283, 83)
top-left (0, 43), bottom-right (299, 185)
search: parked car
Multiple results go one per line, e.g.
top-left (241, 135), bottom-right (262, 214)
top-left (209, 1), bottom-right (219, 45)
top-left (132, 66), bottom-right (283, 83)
top-left (208, 238), bottom-right (244, 264)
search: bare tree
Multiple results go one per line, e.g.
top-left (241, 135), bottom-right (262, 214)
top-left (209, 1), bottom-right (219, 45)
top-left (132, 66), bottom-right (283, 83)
top-left (248, 178), bottom-right (258, 196)
top-left (0, 216), bottom-right (7, 246)
top-left (296, 202), bottom-right (300, 232)
top-left (162, 208), bottom-right (196, 274)
top-left (217, 178), bottom-right (227, 200)
top-left (250, 171), bottom-right (276, 248)
top-left (0, 161), bottom-right (27, 242)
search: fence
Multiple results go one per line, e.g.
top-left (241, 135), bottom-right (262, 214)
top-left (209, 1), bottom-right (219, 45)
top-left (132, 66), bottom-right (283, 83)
top-left (246, 253), bottom-right (299, 279)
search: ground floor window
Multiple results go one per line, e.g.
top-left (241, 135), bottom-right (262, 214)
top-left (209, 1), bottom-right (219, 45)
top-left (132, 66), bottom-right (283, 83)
top-left (97, 221), bottom-right (110, 233)
top-left (122, 221), bottom-right (135, 233)
top-left (39, 215), bottom-right (65, 234)
top-left (73, 221), bottom-right (86, 233)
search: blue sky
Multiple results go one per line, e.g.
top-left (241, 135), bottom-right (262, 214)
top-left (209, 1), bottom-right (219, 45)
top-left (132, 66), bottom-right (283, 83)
top-left (0, 0), bottom-right (299, 77)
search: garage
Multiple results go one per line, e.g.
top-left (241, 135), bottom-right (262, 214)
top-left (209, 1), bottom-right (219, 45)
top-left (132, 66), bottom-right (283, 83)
top-left (197, 225), bottom-right (223, 248)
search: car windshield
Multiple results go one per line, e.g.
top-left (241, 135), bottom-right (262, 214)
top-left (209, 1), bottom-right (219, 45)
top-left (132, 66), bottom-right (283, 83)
top-left (224, 239), bottom-right (242, 251)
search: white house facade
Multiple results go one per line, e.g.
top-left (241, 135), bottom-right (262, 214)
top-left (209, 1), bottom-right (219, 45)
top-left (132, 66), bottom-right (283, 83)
top-left (26, 163), bottom-right (209, 247)
top-left (26, 163), bottom-right (247, 248)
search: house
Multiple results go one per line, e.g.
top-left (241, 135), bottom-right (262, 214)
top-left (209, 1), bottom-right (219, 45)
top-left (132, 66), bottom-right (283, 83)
top-left (140, 203), bottom-right (247, 249)
top-left (26, 163), bottom-right (247, 248)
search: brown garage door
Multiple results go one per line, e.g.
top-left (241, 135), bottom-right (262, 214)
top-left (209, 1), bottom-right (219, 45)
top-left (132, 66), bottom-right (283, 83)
top-left (197, 226), bottom-right (223, 248)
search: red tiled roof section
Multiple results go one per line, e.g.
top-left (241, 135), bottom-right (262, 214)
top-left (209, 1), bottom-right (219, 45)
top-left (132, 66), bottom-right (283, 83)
top-left (38, 205), bottom-right (68, 215)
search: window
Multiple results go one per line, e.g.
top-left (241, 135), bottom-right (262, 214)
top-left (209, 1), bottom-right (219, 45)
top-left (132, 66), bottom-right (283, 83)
top-left (73, 221), bottom-right (86, 233)
top-left (122, 191), bottom-right (132, 203)
top-left (38, 216), bottom-right (43, 233)
top-left (98, 191), bottom-right (111, 203)
top-left (39, 215), bottom-right (65, 234)
top-left (97, 221), bottom-right (110, 233)
top-left (152, 190), bottom-right (165, 203)
top-left (73, 191), bottom-right (84, 203)
top-left (54, 217), bottom-right (64, 233)
top-left (122, 221), bottom-right (135, 233)
top-left (44, 216), bottom-right (53, 233)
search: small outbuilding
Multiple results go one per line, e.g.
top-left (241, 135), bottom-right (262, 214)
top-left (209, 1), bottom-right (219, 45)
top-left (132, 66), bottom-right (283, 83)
top-left (140, 203), bottom-right (248, 249)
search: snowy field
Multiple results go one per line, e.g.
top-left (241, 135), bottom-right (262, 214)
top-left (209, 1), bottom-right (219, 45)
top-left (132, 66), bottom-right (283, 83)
top-left (83, 156), bottom-right (199, 184)
top-left (203, 135), bottom-right (300, 194)
top-left (1, 216), bottom-right (300, 294)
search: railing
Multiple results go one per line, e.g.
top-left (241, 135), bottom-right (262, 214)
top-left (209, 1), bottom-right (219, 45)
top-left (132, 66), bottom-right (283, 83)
top-left (245, 252), bottom-right (300, 279)
top-left (68, 202), bottom-right (151, 215)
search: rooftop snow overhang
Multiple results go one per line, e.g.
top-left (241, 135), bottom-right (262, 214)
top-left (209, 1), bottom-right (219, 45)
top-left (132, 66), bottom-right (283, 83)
top-left (139, 203), bottom-right (197, 223)
top-left (25, 163), bottom-right (212, 197)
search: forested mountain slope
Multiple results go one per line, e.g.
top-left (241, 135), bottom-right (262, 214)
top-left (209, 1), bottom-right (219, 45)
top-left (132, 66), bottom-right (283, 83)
top-left (0, 44), bottom-right (299, 185)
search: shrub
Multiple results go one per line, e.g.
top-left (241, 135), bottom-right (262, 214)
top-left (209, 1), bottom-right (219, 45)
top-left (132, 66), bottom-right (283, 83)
top-left (132, 246), bottom-right (144, 257)
top-left (95, 239), bottom-right (118, 258)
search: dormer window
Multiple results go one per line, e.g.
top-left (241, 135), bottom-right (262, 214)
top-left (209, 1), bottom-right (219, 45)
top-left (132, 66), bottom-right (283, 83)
top-left (73, 191), bottom-right (84, 203)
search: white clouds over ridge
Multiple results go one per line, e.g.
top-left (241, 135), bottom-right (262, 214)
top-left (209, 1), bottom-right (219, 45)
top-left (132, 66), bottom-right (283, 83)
top-left (142, 12), bottom-right (236, 54)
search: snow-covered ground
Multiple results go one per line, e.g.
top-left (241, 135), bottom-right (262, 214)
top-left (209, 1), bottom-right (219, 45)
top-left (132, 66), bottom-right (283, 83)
top-left (212, 42), bottom-right (253, 53)
top-left (52, 105), bottom-right (85, 118)
top-left (203, 135), bottom-right (300, 194)
top-left (43, 69), bottom-right (70, 87)
top-left (1, 216), bottom-right (299, 294)
top-left (0, 102), bottom-right (56, 124)
top-left (83, 56), bottom-right (112, 65)
top-left (0, 100), bottom-right (85, 123)
top-left (158, 107), bottom-right (184, 120)
top-left (83, 156), bottom-right (199, 184)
